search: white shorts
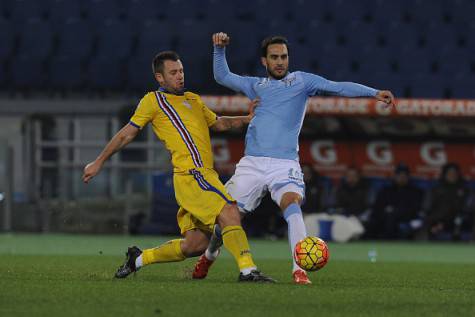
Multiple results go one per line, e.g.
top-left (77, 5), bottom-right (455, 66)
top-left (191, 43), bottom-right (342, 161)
top-left (225, 156), bottom-right (305, 213)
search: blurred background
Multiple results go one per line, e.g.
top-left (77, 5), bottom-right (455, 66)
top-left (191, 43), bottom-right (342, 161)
top-left (0, 0), bottom-right (473, 241)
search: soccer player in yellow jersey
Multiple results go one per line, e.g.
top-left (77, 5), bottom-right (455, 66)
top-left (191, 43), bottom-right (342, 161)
top-left (82, 51), bottom-right (274, 282)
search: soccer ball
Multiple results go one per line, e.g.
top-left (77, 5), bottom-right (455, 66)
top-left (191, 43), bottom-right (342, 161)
top-left (294, 236), bottom-right (329, 272)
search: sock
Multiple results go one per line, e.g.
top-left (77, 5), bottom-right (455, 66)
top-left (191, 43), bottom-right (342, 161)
top-left (141, 239), bottom-right (186, 266)
top-left (205, 225), bottom-right (223, 261)
top-left (205, 249), bottom-right (219, 261)
top-left (283, 203), bottom-right (307, 272)
top-left (135, 255), bottom-right (143, 268)
top-left (221, 225), bottom-right (256, 273)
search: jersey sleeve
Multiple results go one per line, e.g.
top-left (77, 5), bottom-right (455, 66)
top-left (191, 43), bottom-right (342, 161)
top-left (129, 94), bottom-right (158, 129)
top-left (300, 71), bottom-right (378, 97)
top-left (198, 96), bottom-right (218, 127)
top-left (213, 46), bottom-right (259, 99)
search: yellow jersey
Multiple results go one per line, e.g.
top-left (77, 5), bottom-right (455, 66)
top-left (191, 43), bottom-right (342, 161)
top-left (129, 89), bottom-right (218, 173)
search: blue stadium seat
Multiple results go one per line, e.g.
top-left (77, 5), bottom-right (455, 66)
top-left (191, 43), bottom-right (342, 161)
top-left (327, 0), bottom-right (368, 25)
top-left (83, 0), bottom-right (122, 24)
top-left (409, 75), bottom-right (448, 98)
top-left (0, 19), bottom-right (14, 62)
top-left (176, 21), bottom-right (213, 61)
top-left (125, 0), bottom-right (161, 25)
top-left (10, 55), bottom-right (46, 89)
top-left (126, 56), bottom-right (157, 92)
top-left (164, 0), bottom-right (206, 21)
top-left (290, 42), bottom-right (315, 73)
top-left (449, 76), bottom-right (475, 99)
top-left (134, 20), bottom-right (176, 60)
top-left (7, 0), bottom-right (47, 23)
top-left (87, 56), bottom-right (125, 90)
top-left (56, 18), bottom-right (94, 61)
top-left (224, 21), bottom-right (262, 62)
top-left (304, 21), bottom-right (340, 51)
top-left (95, 19), bottom-right (134, 60)
top-left (290, 0), bottom-right (328, 24)
top-left (181, 58), bottom-right (213, 92)
top-left (0, 63), bottom-right (7, 87)
top-left (398, 49), bottom-right (435, 78)
top-left (17, 19), bottom-right (53, 60)
top-left (438, 50), bottom-right (471, 77)
top-left (48, 55), bottom-right (84, 90)
top-left (423, 25), bottom-right (456, 56)
top-left (450, 1), bottom-right (475, 28)
top-left (47, 0), bottom-right (82, 27)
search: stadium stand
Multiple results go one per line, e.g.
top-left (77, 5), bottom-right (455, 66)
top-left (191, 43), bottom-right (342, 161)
top-left (0, 0), bottom-right (473, 98)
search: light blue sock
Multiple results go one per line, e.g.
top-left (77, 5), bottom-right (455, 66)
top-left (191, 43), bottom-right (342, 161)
top-left (284, 203), bottom-right (307, 272)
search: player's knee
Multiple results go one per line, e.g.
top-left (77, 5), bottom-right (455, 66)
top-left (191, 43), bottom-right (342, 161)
top-left (217, 203), bottom-right (241, 228)
top-left (280, 192), bottom-right (302, 211)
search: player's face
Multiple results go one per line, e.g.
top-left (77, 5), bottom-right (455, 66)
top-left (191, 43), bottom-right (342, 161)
top-left (261, 44), bottom-right (289, 80)
top-left (156, 60), bottom-right (185, 94)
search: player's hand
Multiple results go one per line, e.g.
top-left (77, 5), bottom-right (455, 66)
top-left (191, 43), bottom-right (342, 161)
top-left (247, 98), bottom-right (259, 121)
top-left (212, 32), bottom-right (230, 48)
top-left (375, 90), bottom-right (395, 108)
top-left (82, 160), bottom-right (103, 183)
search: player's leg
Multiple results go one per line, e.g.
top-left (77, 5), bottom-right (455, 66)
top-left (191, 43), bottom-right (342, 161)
top-left (193, 157), bottom-right (267, 278)
top-left (279, 192), bottom-right (311, 284)
top-left (216, 202), bottom-right (275, 282)
top-left (268, 160), bottom-right (311, 284)
top-left (115, 229), bottom-right (210, 278)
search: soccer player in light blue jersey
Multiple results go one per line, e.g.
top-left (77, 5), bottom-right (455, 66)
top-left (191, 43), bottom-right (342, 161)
top-left (193, 32), bottom-right (395, 284)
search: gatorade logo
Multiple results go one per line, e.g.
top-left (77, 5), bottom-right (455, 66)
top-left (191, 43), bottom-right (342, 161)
top-left (310, 141), bottom-right (337, 165)
top-left (420, 142), bottom-right (447, 166)
top-left (367, 141), bottom-right (393, 165)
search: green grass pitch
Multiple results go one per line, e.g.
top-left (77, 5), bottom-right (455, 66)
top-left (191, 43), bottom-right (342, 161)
top-left (1, 234), bottom-right (474, 317)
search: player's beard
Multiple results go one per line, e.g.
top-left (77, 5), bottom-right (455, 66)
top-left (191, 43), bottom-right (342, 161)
top-left (268, 67), bottom-right (288, 80)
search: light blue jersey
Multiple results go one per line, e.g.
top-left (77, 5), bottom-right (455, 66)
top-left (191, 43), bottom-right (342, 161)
top-left (214, 46), bottom-right (379, 160)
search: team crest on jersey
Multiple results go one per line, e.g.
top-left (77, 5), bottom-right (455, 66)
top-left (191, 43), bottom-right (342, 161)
top-left (282, 74), bottom-right (296, 87)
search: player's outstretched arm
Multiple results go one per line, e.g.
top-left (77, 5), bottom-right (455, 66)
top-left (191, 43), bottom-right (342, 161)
top-left (82, 124), bottom-right (140, 183)
top-left (303, 72), bottom-right (395, 107)
top-left (212, 32), bottom-right (258, 99)
top-left (211, 98), bottom-right (259, 131)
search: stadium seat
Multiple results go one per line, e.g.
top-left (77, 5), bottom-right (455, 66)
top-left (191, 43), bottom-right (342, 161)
top-left (0, 19), bottom-right (14, 62)
top-left (449, 76), bottom-right (475, 99)
top-left (0, 63), bottom-right (7, 87)
top-left (126, 56), bottom-right (157, 92)
top-left (87, 56), bottom-right (125, 91)
top-left (48, 55), bottom-right (84, 90)
top-left (134, 19), bottom-right (176, 60)
top-left (176, 20), bottom-right (214, 61)
top-left (7, 0), bottom-right (47, 23)
top-left (10, 55), bottom-right (46, 89)
top-left (408, 75), bottom-right (448, 99)
top-left (125, 0), bottom-right (161, 25)
top-left (47, 0), bottom-right (82, 27)
top-left (164, 0), bottom-right (206, 21)
top-left (17, 19), bottom-right (53, 60)
top-left (83, 0), bottom-right (122, 24)
top-left (56, 18), bottom-right (94, 61)
top-left (95, 18), bottom-right (134, 60)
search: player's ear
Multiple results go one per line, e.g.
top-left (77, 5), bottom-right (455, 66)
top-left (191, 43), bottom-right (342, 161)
top-left (261, 57), bottom-right (267, 68)
top-left (154, 72), bottom-right (163, 84)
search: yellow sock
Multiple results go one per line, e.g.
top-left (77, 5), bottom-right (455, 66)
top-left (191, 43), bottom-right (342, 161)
top-left (221, 225), bottom-right (256, 271)
top-left (142, 239), bottom-right (186, 266)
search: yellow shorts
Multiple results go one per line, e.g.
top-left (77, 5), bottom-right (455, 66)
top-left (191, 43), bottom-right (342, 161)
top-left (175, 168), bottom-right (235, 235)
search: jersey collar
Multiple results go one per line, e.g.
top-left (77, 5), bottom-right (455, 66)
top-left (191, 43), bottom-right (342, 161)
top-left (158, 87), bottom-right (185, 96)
